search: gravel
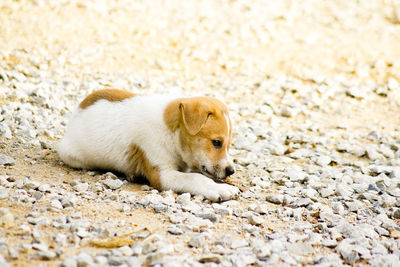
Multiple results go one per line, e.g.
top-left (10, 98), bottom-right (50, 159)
top-left (266, 193), bottom-right (285, 204)
top-left (102, 176), bottom-right (124, 190)
top-left (0, 154), bottom-right (15, 166)
top-left (1, 0), bottom-right (400, 266)
top-left (0, 208), bottom-right (14, 228)
top-left (188, 234), bottom-right (205, 248)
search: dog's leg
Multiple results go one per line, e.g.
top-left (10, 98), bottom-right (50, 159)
top-left (158, 170), bottom-right (239, 202)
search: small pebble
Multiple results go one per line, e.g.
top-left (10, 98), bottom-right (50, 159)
top-left (0, 154), bottom-right (15, 166)
top-left (8, 248), bottom-right (19, 260)
top-left (266, 194), bottom-right (284, 204)
top-left (73, 183), bottom-right (89, 192)
top-left (51, 199), bottom-right (63, 210)
top-left (248, 214), bottom-right (264, 226)
top-left (35, 251), bottom-right (57, 260)
top-left (167, 225), bottom-right (184, 235)
top-left (0, 208), bottom-right (14, 227)
top-left (60, 257), bottom-right (78, 267)
top-left (176, 193), bottom-right (191, 205)
top-left (102, 178), bottom-right (123, 190)
top-left (189, 234), bottom-right (205, 248)
top-left (196, 212), bottom-right (218, 222)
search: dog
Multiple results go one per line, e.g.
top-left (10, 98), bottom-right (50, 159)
top-left (58, 89), bottom-right (239, 201)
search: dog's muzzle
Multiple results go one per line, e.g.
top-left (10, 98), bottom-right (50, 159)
top-left (201, 165), bottom-right (235, 181)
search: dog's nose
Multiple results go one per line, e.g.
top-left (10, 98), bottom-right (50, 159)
top-left (225, 166), bottom-right (235, 177)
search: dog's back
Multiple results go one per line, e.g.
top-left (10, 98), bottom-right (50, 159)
top-left (58, 90), bottom-right (174, 174)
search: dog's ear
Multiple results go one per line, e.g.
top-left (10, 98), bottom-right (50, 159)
top-left (179, 100), bottom-right (212, 135)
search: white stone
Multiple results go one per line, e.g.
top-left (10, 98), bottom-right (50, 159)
top-left (176, 193), bottom-right (191, 205)
top-left (73, 183), bottom-right (89, 192)
top-left (51, 199), bottom-right (63, 210)
top-left (0, 208), bottom-right (14, 227)
top-left (102, 178), bottom-right (123, 190)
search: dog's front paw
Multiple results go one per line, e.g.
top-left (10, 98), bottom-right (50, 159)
top-left (203, 182), bottom-right (240, 202)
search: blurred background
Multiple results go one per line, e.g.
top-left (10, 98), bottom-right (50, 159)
top-left (1, 0), bottom-right (399, 85)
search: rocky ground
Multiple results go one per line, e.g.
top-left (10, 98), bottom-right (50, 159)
top-left (1, 0), bottom-right (400, 266)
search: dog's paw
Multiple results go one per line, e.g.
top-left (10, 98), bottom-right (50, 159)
top-left (203, 183), bottom-right (240, 202)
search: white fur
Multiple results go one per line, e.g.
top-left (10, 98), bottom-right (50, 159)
top-left (58, 95), bottom-right (239, 201)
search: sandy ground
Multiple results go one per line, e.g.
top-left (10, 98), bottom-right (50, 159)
top-left (2, 139), bottom-right (295, 267)
top-left (1, 0), bottom-right (400, 266)
top-left (1, 0), bottom-right (400, 80)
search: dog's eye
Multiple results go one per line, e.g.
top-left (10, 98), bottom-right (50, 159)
top-left (212, 140), bottom-right (222, 149)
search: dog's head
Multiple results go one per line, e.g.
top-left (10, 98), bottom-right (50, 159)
top-left (165, 97), bottom-right (235, 181)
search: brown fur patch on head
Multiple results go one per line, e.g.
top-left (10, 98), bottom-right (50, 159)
top-left (179, 98), bottom-right (214, 135)
top-left (164, 97), bottom-right (228, 134)
top-left (164, 96), bottom-right (233, 178)
top-left (195, 106), bottom-right (231, 161)
top-left (79, 89), bottom-right (135, 109)
top-left (125, 144), bottom-right (161, 190)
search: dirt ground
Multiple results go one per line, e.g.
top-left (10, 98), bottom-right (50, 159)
top-left (1, 0), bottom-right (400, 266)
top-left (2, 139), bottom-right (298, 267)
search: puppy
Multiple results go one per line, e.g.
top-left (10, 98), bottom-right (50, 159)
top-left (58, 89), bottom-right (239, 201)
